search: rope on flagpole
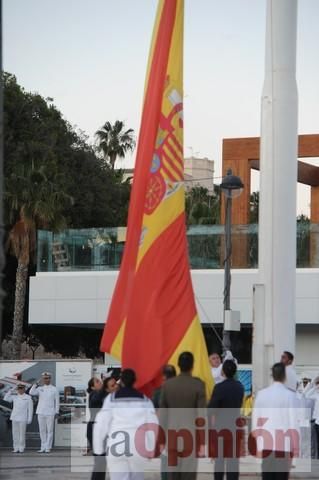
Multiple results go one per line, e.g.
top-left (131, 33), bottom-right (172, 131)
top-left (195, 296), bottom-right (225, 348)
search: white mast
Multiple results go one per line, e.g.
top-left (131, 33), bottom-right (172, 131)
top-left (253, 0), bottom-right (298, 391)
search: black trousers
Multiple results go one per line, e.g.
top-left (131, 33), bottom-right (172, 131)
top-left (214, 457), bottom-right (239, 480)
top-left (167, 473), bottom-right (196, 480)
top-left (316, 424), bottom-right (319, 459)
top-left (87, 420), bottom-right (94, 449)
top-left (261, 450), bottom-right (292, 480)
top-left (91, 454), bottom-right (106, 480)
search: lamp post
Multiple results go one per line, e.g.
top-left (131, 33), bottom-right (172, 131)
top-left (220, 169), bottom-right (244, 352)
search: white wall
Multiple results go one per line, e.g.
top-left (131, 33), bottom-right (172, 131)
top-left (29, 269), bottom-right (319, 326)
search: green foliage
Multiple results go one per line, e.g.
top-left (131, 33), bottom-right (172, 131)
top-left (95, 120), bottom-right (136, 169)
top-left (4, 72), bottom-right (131, 229)
top-left (3, 73), bottom-right (133, 355)
top-left (249, 191), bottom-right (259, 224)
top-left (297, 213), bottom-right (310, 267)
top-left (185, 186), bottom-right (220, 225)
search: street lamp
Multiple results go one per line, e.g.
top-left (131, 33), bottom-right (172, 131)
top-left (220, 169), bottom-right (244, 353)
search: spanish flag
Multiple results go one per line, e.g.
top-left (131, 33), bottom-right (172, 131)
top-left (100, 0), bottom-right (213, 398)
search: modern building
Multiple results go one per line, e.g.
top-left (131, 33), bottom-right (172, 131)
top-left (121, 156), bottom-right (215, 194)
top-left (31, 223), bottom-right (319, 367)
top-left (184, 156), bottom-right (215, 194)
top-left (28, 135), bottom-right (319, 369)
top-left (222, 134), bottom-right (319, 267)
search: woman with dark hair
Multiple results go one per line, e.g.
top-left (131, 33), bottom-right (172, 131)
top-left (89, 375), bottom-right (119, 480)
top-left (102, 376), bottom-right (118, 394)
top-left (86, 377), bottom-right (103, 452)
top-left (152, 364), bottom-right (176, 409)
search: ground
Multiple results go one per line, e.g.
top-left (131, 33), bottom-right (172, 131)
top-left (0, 450), bottom-right (319, 480)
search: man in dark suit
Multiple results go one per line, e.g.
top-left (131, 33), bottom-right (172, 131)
top-left (208, 359), bottom-right (244, 480)
top-left (159, 351), bottom-right (206, 480)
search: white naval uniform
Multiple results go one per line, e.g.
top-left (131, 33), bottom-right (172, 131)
top-left (4, 390), bottom-right (33, 452)
top-left (252, 382), bottom-right (300, 454)
top-left (285, 364), bottom-right (298, 392)
top-left (29, 384), bottom-right (60, 451)
top-left (304, 381), bottom-right (319, 425)
top-left (93, 391), bottom-right (158, 480)
top-left (211, 364), bottom-right (224, 384)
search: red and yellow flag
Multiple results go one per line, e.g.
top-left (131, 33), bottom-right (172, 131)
top-left (100, 0), bottom-right (213, 397)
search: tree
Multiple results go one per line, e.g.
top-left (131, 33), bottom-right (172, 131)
top-left (7, 217), bottom-right (35, 358)
top-left (250, 191), bottom-right (259, 223)
top-left (297, 214), bottom-right (310, 267)
top-left (185, 186), bottom-right (220, 225)
top-left (185, 186), bottom-right (221, 268)
top-left (95, 120), bottom-right (135, 169)
top-left (25, 332), bottom-right (41, 360)
top-left (6, 166), bottom-right (71, 359)
top-left (3, 73), bottom-right (133, 356)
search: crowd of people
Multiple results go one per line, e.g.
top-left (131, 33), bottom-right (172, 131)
top-left (3, 351), bottom-right (319, 480)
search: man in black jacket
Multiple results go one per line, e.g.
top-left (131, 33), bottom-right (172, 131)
top-left (208, 360), bottom-right (244, 480)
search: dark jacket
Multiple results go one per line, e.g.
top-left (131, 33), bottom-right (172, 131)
top-left (208, 378), bottom-right (244, 430)
top-left (160, 372), bottom-right (206, 409)
top-left (208, 378), bottom-right (244, 410)
top-left (89, 389), bottom-right (107, 422)
top-left (159, 373), bottom-right (206, 435)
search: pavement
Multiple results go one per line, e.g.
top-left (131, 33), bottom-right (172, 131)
top-left (0, 449), bottom-right (319, 480)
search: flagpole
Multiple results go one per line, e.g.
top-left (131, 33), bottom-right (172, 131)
top-left (253, 0), bottom-right (298, 391)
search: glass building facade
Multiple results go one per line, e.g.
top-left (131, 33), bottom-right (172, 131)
top-left (37, 222), bottom-right (315, 272)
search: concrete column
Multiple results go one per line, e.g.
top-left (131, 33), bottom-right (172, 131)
top-left (253, 0), bottom-right (298, 391)
top-left (310, 187), bottom-right (319, 267)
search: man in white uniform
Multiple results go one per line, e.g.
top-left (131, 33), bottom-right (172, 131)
top-left (304, 375), bottom-right (319, 459)
top-left (209, 352), bottom-right (224, 384)
top-left (29, 372), bottom-right (60, 453)
top-left (252, 363), bottom-right (300, 479)
top-left (281, 351), bottom-right (298, 392)
top-left (4, 383), bottom-right (33, 453)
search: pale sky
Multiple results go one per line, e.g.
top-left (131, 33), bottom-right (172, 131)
top-left (3, 0), bottom-right (319, 215)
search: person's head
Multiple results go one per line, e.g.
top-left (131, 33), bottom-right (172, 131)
top-left (103, 376), bottom-right (118, 393)
top-left (281, 351), bottom-right (294, 366)
top-left (162, 365), bottom-right (176, 383)
top-left (87, 377), bottom-right (102, 393)
top-left (302, 377), bottom-right (311, 388)
top-left (42, 372), bottom-right (52, 385)
top-left (120, 369), bottom-right (136, 388)
top-left (272, 362), bottom-right (286, 383)
top-left (209, 353), bottom-right (222, 368)
top-left (17, 384), bottom-right (25, 395)
top-left (178, 352), bottom-right (194, 373)
top-left (222, 360), bottom-right (237, 379)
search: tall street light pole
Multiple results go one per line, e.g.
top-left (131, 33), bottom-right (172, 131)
top-left (220, 169), bottom-right (244, 353)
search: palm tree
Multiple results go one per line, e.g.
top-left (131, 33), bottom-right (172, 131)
top-left (6, 166), bottom-right (72, 359)
top-left (7, 214), bottom-right (35, 358)
top-left (95, 120), bottom-right (135, 169)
